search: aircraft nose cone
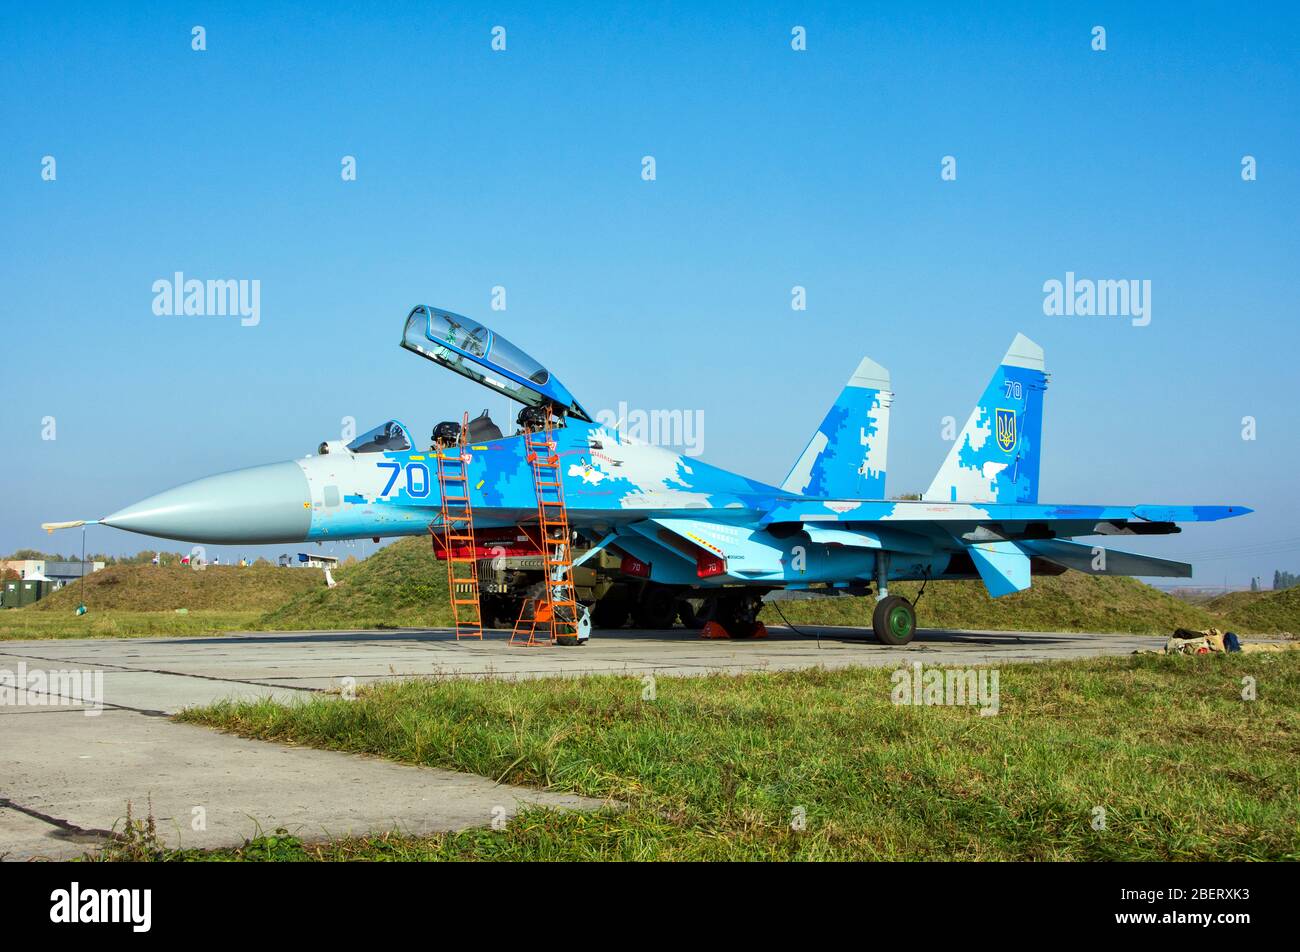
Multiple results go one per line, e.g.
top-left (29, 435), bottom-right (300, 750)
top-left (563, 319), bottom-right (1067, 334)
top-left (101, 461), bottom-right (312, 544)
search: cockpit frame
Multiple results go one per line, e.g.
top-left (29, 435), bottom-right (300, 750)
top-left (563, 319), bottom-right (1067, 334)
top-left (400, 304), bottom-right (592, 422)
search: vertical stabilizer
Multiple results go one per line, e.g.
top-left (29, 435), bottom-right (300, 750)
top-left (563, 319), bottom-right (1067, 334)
top-left (782, 356), bottom-right (892, 498)
top-left (923, 334), bottom-right (1047, 504)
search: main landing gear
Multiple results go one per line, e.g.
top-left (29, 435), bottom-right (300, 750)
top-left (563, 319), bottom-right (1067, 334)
top-left (699, 592), bottom-right (768, 640)
top-left (870, 551), bottom-right (918, 646)
top-left (872, 595), bottom-right (916, 646)
top-left (588, 585), bottom-right (768, 640)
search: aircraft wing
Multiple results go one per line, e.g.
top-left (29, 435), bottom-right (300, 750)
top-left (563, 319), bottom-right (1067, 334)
top-left (584, 499), bottom-right (1249, 599)
top-left (757, 499), bottom-right (1249, 531)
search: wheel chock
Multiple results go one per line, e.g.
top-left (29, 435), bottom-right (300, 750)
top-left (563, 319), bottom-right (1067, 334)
top-left (751, 622), bottom-right (769, 639)
top-left (700, 621), bottom-right (731, 639)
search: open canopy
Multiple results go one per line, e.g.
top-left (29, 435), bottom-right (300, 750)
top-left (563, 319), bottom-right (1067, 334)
top-left (400, 305), bottom-right (592, 421)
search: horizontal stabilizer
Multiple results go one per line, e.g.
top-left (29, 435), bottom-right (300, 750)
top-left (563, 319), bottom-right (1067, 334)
top-left (966, 541), bottom-right (1032, 598)
top-left (1019, 539), bottom-right (1192, 578)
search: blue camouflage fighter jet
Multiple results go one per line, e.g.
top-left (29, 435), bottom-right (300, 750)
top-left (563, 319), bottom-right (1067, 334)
top-left (45, 304), bottom-right (1251, 644)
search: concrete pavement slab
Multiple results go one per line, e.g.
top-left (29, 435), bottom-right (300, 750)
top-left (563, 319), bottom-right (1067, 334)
top-left (0, 624), bottom-right (1165, 860)
top-left (0, 709), bottom-right (606, 861)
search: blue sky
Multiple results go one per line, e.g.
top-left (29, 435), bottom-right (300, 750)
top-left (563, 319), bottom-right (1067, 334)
top-left (2, 2), bottom-right (1297, 586)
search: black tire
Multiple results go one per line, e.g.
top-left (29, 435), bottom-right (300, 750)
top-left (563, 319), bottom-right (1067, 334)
top-left (591, 595), bottom-right (630, 629)
top-left (677, 597), bottom-right (716, 630)
top-left (633, 585), bottom-right (679, 629)
top-left (872, 595), bottom-right (917, 646)
top-left (481, 595), bottom-right (518, 628)
top-left (714, 593), bottom-right (761, 638)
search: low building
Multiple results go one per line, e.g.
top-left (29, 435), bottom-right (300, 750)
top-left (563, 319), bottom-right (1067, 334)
top-left (42, 561), bottom-right (106, 588)
top-left (297, 553), bottom-right (339, 569)
top-left (2, 559), bottom-right (105, 589)
top-left (3, 559), bottom-right (46, 580)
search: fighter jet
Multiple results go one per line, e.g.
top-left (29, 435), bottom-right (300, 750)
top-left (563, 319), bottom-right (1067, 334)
top-left (44, 304), bottom-right (1250, 644)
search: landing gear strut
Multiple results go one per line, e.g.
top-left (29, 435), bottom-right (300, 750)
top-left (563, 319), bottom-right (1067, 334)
top-left (871, 551), bottom-right (917, 646)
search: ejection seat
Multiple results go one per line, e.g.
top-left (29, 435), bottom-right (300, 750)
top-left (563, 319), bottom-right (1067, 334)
top-left (466, 409), bottom-right (504, 442)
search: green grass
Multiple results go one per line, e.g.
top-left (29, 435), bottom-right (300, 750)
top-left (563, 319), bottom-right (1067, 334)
top-left (162, 652), bottom-right (1300, 861)
top-left (1205, 587), bottom-right (1300, 636)
top-left (0, 610), bottom-right (264, 640)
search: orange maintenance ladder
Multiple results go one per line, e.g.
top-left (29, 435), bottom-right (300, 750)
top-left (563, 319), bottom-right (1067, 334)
top-left (433, 414), bottom-right (483, 640)
top-left (511, 412), bottom-right (581, 646)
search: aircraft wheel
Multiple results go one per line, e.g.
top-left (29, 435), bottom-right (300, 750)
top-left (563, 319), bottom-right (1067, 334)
top-left (677, 597), bottom-right (716, 630)
top-left (715, 593), bottom-right (761, 638)
top-left (481, 595), bottom-right (517, 628)
top-left (591, 595), bottom-right (630, 629)
top-left (872, 595), bottom-right (917, 646)
top-left (633, 585), bottom-right (679, 629)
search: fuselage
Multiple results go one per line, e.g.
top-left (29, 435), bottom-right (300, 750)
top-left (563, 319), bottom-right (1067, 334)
top-left (98, 417), bottom-right (1242, 592)
top-left (75, 308), bottom-right (1252, 607)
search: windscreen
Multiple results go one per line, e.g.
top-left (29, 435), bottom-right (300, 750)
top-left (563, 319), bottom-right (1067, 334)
top-left (347, 420), bottom-right (411, 453)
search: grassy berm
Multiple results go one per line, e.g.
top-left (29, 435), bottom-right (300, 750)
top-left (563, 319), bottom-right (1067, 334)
top-left (146, 651), bottom-right (1300, 860)
top-left (262, 540), bottom-right (1295, 634)
top-left (259, 538), bottom-right (454, 630)
top-left (5, 537), bottom-right (1299, 637)
top-left (764, 572), bottom-right (1227, 634)
top-left (1204, 587), bottom-right (1300, 635)
top-left (0, 562), bottom-right (323, 639)
top-left (32, 563), bottom-right (321, 612)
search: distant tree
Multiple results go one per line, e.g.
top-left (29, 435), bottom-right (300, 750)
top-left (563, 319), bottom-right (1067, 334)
top-left (1251, 577), bottom-right (1260, 592)
top-left (1274, 570), bottom-right (1299, 591)
top-left (119, 550), bottom-right (188, 565)
top-left (5, 549), bottom-right (64, 561)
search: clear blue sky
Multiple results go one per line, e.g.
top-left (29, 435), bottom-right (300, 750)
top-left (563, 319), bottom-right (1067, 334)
top-left (2, 2), bottom-right (1297, 587)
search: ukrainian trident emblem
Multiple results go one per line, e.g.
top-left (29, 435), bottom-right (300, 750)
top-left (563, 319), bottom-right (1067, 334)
top-left (995, 408), bottom-right (1017, 453)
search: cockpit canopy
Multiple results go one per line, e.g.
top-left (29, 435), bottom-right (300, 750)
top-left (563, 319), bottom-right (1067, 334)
top-left (400, 305), bottom-right (592, 421)
top-left (347, 420), bottom-right (412, 454)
